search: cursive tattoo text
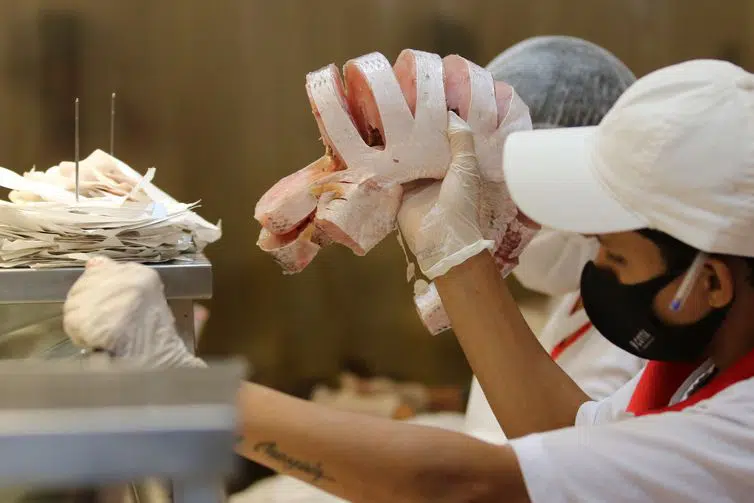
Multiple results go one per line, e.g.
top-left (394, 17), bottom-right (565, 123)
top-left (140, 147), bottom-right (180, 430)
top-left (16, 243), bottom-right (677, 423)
top-left (253, 441), bottom-right (335, 483)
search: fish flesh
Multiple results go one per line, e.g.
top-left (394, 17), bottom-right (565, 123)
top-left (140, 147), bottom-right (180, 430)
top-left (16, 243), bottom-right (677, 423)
top-left (255, 49), bottom-right (539, 334)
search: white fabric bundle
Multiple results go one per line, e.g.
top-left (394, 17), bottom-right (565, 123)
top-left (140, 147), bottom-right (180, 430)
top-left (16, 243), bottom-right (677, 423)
top-left (0, 149), bottom-right (221, 268)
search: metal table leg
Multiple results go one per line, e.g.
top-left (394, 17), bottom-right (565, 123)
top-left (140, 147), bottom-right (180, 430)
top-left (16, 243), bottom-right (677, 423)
top-left (168, 299), bottom-right (196, 353)
top-left (168, 301), bottom-right (228, 503)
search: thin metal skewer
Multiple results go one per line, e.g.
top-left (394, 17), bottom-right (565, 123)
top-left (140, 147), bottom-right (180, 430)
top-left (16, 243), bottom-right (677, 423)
top-left (74, 97), bottom-right (80, 203)
top-left (110, 92), bottom-right (116, 156)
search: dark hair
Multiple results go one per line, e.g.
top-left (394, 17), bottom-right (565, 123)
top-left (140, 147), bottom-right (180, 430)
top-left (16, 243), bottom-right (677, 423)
top-left (638, 229), bottom-right (754, 286)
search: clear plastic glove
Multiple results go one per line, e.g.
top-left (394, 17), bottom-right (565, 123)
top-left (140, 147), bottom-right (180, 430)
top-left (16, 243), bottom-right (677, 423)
top-left (63, 256), bottom-right (206, 368)
top-left (397, 112), bottom-right (494, 280)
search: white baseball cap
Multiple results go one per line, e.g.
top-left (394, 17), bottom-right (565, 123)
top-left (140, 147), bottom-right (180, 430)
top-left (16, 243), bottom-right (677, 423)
top-left (503, 59), bottom-right (754, 257)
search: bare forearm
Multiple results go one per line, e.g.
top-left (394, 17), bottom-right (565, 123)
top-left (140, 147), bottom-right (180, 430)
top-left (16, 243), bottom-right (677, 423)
top-left (435, 252), bottom-right (589, 438)
top-left (235, 381), bottom-right (527, 503)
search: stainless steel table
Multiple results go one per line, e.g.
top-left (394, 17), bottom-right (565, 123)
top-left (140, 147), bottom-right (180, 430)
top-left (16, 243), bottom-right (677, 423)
top-left (0, 359), bottom-right (245, 503)
top-left (0, 254), bottom-right (212, 351)
top-left (0, 255), bottom-right (219, 502)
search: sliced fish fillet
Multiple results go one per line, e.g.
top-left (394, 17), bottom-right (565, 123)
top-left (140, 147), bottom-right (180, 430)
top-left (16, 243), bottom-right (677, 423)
top-left (254, 156), bottom-right (335, 236)
top-left (254, 49), bottom-right (539, 334)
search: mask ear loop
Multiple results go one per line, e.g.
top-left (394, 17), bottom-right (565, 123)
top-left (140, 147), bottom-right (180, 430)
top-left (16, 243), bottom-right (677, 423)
top-left (669, 251), bottom-right (708, 311)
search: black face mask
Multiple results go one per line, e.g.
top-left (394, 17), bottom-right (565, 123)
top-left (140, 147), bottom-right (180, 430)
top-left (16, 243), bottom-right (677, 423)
top-left (580, 261), bottom-right (732, 362)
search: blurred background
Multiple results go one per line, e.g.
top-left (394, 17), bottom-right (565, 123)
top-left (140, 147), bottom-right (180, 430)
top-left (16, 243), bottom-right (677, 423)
top-left (0, 0), bottom-right (749, 397)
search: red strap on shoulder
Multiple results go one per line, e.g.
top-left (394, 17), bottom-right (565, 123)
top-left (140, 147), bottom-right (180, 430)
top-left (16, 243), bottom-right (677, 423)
top-left (549, 321), bottom-right (592, 361)
top-left (549, 296), bottom-right (592, 361)
top-left (628, 348), bottom-right (754, 416)
top-left (626, 360), bottom-right (699, 414)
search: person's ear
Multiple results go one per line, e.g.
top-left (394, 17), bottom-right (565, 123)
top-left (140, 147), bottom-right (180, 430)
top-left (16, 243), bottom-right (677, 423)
top-left (705, 258), bottom-right (735, 308)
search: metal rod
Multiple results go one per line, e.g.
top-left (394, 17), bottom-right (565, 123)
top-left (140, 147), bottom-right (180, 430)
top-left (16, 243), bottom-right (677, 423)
top-left (110, 92), bottom-right (116, 156)
top-left (74, 97), bottom-right (80, 202)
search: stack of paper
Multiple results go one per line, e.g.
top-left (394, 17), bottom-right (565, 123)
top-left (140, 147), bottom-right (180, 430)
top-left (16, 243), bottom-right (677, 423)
top-left (0, 149), bottom-right (221, 268)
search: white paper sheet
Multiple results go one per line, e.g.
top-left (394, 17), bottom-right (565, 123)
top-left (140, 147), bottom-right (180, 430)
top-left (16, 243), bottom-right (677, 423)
top-left (0, 151), bottom-right (221, 269)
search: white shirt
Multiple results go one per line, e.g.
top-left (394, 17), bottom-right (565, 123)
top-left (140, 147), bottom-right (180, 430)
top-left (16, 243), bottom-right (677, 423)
top-left (513, 229), bottom-right (599, 297)
top-left (510, 369), bottom-right (754, 503)
top-left (464, 291), bottom-right (645, 443)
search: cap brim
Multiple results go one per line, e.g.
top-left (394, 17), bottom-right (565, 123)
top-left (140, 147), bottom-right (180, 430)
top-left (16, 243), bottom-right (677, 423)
top-left (503, 127), bottom-right (646, 235)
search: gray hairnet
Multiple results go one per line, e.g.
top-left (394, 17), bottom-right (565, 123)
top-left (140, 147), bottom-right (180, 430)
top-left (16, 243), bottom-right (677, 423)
top-left (486, 36), bottom-right (636, 129)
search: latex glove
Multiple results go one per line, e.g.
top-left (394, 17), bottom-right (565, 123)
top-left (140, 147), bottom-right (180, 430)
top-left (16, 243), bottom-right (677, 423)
top-left (397, 112), bottom-right (494, 280)
top-left (63, 256), bottom-right (205, 368)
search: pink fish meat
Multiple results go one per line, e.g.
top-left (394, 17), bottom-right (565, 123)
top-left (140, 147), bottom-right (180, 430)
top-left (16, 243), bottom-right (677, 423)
top-left (254, 49), bottom-right (539, 334)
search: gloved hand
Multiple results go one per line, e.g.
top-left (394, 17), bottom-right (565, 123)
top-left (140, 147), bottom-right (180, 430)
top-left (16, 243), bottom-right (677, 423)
top-left (63, 256), bottom-right (206, 368)
top-left (397, 112), bottom-right (494, 280)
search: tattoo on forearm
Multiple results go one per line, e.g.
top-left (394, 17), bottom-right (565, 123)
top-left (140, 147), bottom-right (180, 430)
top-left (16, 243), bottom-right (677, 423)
top-left (253, 441), bottom-right (334, 483)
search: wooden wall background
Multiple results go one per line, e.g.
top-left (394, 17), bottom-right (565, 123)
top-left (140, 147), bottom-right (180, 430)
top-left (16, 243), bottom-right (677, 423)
top-left (0, 0), bottom-right (749, 392)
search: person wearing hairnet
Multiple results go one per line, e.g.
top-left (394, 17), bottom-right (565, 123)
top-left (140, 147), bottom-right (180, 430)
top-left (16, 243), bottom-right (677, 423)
top-left (63, 54), bottom-right (754, 501)
top-left (465, 36), bottom-right (646, 444)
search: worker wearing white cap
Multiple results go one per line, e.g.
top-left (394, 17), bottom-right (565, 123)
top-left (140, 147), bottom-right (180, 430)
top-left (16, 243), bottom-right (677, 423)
top-left (466, 36), bottom-right (646, 445)
top-left (225, 37), bottom-right (646, 502)
top-left (62, 58), bottom-right (754, 502)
